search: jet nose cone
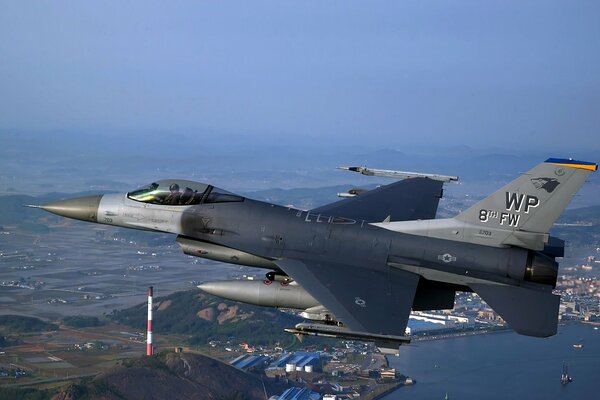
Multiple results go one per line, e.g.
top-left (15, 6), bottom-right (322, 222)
top-left (39, 195), bottom-right (103, 223)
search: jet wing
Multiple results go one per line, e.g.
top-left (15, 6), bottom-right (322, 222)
top-left (311, 177), bottom-right (443, 222)
top-left (275, 259), bottom-right (419, 337)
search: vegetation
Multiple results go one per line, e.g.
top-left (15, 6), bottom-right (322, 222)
top-left (62, 315), bottom-right (105, 328)
top-left (122, 352), bottom-right (172, 374)
top-left (60, 379), bottom-right (123, 400)
top-left (0, 387), bottom-right (54, 400)
top-left (0, 315), bottom-right (57, 334)
top-left (0, 335), bottom-right (20, 348)
top-left (109, 290), bottom-right (301, 346)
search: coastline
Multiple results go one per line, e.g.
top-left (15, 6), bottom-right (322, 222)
top-left (408, 320), bottom-right (589, 344)
top-left (382, 322), bottom-right (600, 400)
top-left (363, 381), bottom-right (404, 400)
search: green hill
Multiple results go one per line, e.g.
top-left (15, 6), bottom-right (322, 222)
top-left (0, 352), bottom-right (286, 400)
top-left (0, 315), bottom-right (58, 334)
top-left (109, 290), bottom-right (302, 346)
top-left (62, 315), bottom-right (105, 328)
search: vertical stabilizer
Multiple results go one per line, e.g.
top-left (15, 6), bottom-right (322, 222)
top-left (456, 158), bottom-right (596, 234)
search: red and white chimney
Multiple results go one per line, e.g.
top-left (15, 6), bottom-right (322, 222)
top-left (147, 286), bottom-right (153, 356)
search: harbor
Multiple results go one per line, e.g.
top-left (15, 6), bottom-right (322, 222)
top-left (383, 323), bottom-right (599, 400)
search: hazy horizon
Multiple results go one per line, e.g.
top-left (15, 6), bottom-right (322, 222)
top-left (1, 2), bottom-right (599, 199)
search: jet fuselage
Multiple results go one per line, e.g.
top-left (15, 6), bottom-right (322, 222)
top-left (97, 192), bottom-right (543, 291)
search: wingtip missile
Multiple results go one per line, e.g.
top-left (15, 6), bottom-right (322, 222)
top-left (284, 322), bottom-right (409, 355)
top-left (338, 166), bottom-right (458, 182)
top-left (337, 166), bottom-right (373, 175)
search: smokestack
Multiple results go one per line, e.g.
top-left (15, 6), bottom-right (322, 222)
top-left (147, 286), bottom-right (153, 356)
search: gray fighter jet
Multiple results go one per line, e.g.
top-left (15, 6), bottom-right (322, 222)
top-left (31, 158), bottom-right (597, 353)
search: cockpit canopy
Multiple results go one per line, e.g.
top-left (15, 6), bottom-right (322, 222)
top-left (127, 180), bottom-right (243, 206)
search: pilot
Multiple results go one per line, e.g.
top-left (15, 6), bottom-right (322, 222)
top-left (180, 187), bottom-right (196, 205)
top-left (163, 183), bottom-right (182, 205)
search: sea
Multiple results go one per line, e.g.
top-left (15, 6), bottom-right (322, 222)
top-left (383, 323), bottom-right (600, 400)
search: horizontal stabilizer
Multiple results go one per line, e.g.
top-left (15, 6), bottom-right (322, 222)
top-left (311, 178), bottom-right (443, 222)
top-left (470, 283), bottom-right (560, 337)
top-left (542, 236), bottom-right (565, 258)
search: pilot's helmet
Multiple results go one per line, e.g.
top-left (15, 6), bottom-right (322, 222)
top-left (169, 183), bottom-right (180, 192)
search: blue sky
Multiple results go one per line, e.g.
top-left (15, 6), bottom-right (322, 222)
top-left (1, 1), bottom-right (599, 150)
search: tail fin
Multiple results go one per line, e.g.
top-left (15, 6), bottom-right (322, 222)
top-left (456, 158), bottom-right (596, 235)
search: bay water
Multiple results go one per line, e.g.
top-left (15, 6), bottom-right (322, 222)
top-left (384, 323), bottom-right (599, 399)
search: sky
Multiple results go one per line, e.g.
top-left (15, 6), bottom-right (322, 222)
top-left (1, 1), bottom-right (599, 150)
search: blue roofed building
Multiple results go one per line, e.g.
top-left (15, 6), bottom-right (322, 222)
top-left (229, 354), bottom-right (271, 372)
top-left (275, 387), bottom-right (320, 400)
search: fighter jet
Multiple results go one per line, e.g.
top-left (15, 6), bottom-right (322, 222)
top-left (30, 158), bottom-right (597, 354)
